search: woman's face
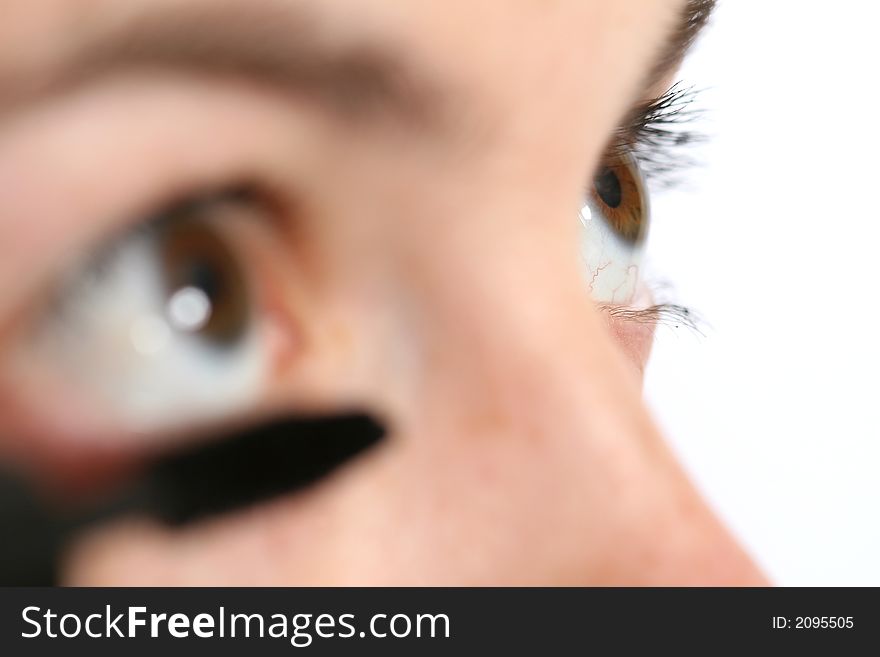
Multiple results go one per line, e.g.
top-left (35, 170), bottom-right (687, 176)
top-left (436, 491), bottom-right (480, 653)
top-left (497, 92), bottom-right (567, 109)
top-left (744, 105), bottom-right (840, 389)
top-left (0, 0), bottom-right (764, 584)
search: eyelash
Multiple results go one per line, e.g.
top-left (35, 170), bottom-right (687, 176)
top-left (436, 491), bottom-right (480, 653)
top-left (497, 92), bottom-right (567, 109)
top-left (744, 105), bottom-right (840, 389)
top-left (601, 302), bottom-right (703, 334)
top-left (610, 82), bottom-right (704, 188)
top-left (599, 82), bottom-right (705, 329)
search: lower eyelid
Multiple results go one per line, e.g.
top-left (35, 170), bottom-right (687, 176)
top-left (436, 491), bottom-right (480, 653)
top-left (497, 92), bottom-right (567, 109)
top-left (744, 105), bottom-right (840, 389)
top-left (597, 305), bottom-right (657, 376)
top-left (601, 303), bottom-right (702, 334)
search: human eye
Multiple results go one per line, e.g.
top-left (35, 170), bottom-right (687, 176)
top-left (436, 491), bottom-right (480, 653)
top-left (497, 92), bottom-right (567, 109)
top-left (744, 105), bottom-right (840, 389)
top-left (23, 190), bottom-right (270, 436)
top-left (580, 83), bottom-right (701, 319)
top-left (580, 148), bottom-right (648, 304)
top-left (0, 177), bottom-right (310, 460)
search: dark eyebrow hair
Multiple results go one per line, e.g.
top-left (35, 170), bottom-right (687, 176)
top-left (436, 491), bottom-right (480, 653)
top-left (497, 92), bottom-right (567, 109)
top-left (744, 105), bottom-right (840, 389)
top-left (0, 3), bottom-right (443, 129)
top-left (645, 0), bottom-right (717, 91)
top-left (608, 0), bottom-right (715, 150)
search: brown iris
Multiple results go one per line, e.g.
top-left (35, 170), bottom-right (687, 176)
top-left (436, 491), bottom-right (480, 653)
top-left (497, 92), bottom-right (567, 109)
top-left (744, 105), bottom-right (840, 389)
top-left (590, 151), bottom-right (648, 245)
top-left (158, 205), bottom-right (250, 347)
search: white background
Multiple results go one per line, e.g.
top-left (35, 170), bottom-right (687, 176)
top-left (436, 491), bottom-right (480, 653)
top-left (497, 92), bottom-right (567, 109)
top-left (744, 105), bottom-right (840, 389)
top-left (644, 0), bottom-right (880, 585)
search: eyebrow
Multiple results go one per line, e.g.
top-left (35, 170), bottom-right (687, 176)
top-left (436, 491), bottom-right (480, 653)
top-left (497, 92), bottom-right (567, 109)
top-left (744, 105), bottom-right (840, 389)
top-left (0, 3), bottom-right (443, 129)
top-left (0, 0), bottom-right (714, 141)
top-left (610, 0), bottom-right (715, 148)
top-left (645, 0), bottom-right (717, 91)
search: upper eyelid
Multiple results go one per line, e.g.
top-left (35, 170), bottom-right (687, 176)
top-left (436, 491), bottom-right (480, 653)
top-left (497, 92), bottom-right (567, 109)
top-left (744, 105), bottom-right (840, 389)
top-left (606, 82), bottom-right (705, 187)
top-left (613, 83), bottom-right (703, 152)
top-left (0, 76), bottom-right (303, 328)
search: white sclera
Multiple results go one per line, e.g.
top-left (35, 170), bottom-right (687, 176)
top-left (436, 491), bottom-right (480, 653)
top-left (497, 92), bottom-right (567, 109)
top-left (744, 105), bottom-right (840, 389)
top-left (579, 198), bottom-right (643, 304)
top-left (579, 155), bottom-right (649, 304)
top-left (130, 314), bottom-right (171, 356)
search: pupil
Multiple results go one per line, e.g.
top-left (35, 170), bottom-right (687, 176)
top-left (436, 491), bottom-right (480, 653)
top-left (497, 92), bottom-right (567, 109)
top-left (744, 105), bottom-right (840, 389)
top-left (594, 167), bottom-right (622, 209)
top-left (158, 215), bottom-right (249, 348)
top-left (186, 259), bottom-right (223, 305)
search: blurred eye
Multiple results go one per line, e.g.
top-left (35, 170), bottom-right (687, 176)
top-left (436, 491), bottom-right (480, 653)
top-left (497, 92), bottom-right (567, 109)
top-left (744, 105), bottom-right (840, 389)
top-left (30, 193), bottom-right (269, 433)
top-left (580, 149), bottom-right (649, 304)
top-left (160, 211), bottom-right (251, 346)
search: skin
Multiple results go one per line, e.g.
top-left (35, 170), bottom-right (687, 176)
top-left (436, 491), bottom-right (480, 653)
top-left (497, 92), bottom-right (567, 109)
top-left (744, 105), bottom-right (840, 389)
top-left (0, 0), bottom-right (767, 584)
